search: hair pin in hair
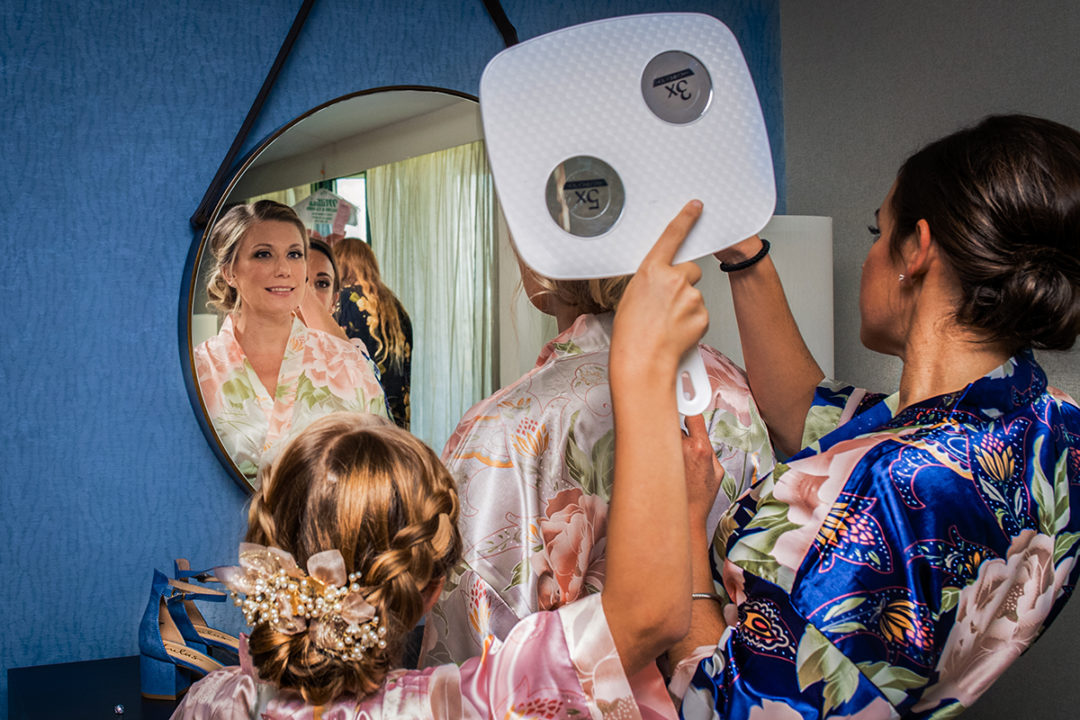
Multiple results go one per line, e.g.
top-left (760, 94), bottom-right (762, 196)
top-left (216, 543), bottom-right (387, 661)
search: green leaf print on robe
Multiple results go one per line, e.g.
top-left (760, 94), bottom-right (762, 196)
top-left (1030, 441), bottom-right (1080, 563)
top-left (795, 625), bottom-right (860, 716)
top-left (707, 401), bottom-right (770, 502)
top-left (564, 411), bottom-right (614, 502)
top-left (727, 467), bottom-right (801, 591)
top-left (551, 339), bottom-right (583, 356)
top-left (294, 373), bottom-right (334, 410)
top-left (221, 376), bottom-right (257, 409)
top-left (856, 660), bottom-right (929, 707)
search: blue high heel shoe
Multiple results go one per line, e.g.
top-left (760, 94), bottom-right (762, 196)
top-left (174, 558), bottom-right (219, 585)
top-left (159, 570), bottom-right (241, 659)
top-left (139, 571), bottom-right (224, 699)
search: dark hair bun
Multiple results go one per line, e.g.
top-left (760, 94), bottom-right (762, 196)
top-left (971, 248), bottom-right (1080, 351)
top-left (891, 114), bottom-right (1080, 352)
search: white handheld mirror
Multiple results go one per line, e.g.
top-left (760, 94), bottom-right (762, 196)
top-left (480, 12), bottom-right (776, 415)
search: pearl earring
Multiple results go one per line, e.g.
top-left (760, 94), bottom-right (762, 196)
top-left (898, 274), bottom-right (906, 283)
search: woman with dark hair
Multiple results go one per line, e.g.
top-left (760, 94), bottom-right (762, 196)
top-left (334, 237), bottom-right (413, 429)
top-left (306, 237), bottom-right (339, 314)
top-left (194, 202), bottom-right (387, 484)
top-left (673, 114), bottom-right (1080, 719)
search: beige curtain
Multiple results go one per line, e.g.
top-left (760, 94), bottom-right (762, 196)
top-left (366, 141), bottom-right (497, 453)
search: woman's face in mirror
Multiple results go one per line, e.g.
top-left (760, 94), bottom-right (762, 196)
top-left (308, 248), bottom-right (337, 313)
top-left (226, 220), bottom-right (307, 319)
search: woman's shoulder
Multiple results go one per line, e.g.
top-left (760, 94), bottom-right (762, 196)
top-left (1046, 384), bottom-right (1080, 418)
top-left (171, 666), bottom-right (256, 720)
top-left (697, 343), bottom-right (747, 377)
top-left (303, 324), bottom-right (369, 357)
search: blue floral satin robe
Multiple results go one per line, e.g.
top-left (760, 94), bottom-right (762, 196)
top-left (683, 351), bottom-right (1080, 719)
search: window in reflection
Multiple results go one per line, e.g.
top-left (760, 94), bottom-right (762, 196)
top-left (335, 175), bottom-right (368, 241)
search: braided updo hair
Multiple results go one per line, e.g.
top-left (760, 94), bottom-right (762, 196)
top-left (244, 412), bottom-right (462, 704)
top-left (889, 114), bottom-right (1080, 352)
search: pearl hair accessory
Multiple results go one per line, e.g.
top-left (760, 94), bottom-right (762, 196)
top-left (216, 543), bottom-right (387, 662)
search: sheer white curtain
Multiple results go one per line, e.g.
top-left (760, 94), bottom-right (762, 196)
top-left (366, 141), bottom-right (496, 453)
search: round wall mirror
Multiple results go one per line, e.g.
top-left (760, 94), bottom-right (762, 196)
top-left (180, 86), bottom-right (498, 490)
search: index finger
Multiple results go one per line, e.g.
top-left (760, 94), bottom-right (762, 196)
top-left (642, 199), bottom-right (703, 267)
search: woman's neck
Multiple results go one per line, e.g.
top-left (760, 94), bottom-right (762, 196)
top-left (896, 318), bottom-right (1012, 411)
top-left (555, 304), bottom-right (583, 333)
top-left (232, 310), bottom-right (293, 357)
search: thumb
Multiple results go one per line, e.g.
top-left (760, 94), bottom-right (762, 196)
top-left (683, 413), bottom-right (708, 440)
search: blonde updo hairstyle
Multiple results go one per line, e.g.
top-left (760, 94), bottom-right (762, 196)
top-left (205, 200), bottom-right (309, 314)
top-left (519, 260), bottom-right (631, 316)
top-left (244, 412), bottom-right (462, 704)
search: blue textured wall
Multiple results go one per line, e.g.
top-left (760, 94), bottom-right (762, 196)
top-left (0, 0), bottom-right (781, 711)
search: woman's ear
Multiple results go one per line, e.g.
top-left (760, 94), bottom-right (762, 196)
top-left (904, 219), bottom-right (934, 279)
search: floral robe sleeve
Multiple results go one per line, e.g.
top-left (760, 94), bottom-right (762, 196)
top-left (194, 315), bottom-right (388, 485)
top-left (683, 351), bottom-right (1080, 719)
top-left (173, 595), bottom-right (644, 720)
top-left (422, 312), bottom-right (773, 718)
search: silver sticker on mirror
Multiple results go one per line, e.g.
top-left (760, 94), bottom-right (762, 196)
top-left (640, 50), bottom-right (712, 125)
top-left (544, 156), bottom-right (625, 237)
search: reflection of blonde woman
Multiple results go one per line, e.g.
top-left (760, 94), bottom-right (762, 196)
top-left (423, 237), bottom-right (775, 715)
top-left (333, 237), bottom-right (412, 429)
top-left (194, 202), bottom-right (387, 483)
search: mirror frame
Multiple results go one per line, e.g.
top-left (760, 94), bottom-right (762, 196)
top-left (179, 85), bottom-right (480, 491)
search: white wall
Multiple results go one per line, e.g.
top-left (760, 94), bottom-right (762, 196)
top-left (700, 215), bottom-right (834, 377)
top-left (780, 2), bottom-right (1080, 717)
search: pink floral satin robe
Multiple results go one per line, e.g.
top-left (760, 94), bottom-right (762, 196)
top-left (194, 315), bottom-right (388, 484)
top-left (172, 595), bottom-right (643, 720)
top-left (422, 313), bottom-right (774, 717)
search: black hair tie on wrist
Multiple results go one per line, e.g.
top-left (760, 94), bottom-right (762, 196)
top-left (719, 238), bottom-right (770, 272)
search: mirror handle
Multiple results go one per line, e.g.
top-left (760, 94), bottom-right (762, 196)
top-left (676, 347), bottom-right (711, 417)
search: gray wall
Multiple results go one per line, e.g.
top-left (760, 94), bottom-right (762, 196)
top-left (780, 2), bottom-right (1080, 718)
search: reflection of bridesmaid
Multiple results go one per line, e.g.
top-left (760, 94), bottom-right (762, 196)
top-left (306, 237), bottom-right (339, 313)
top-left (333, 237), bottom-right (413, 430)
top-left (194, 202), bottom-right (387, 484)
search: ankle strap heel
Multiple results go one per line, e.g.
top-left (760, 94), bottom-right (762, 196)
top-left (174, 558), bottom-right (221, 584)
top-left (139, 571), bottom-right (224, 699)
top-left (139, 652), bottom-right (190, 701)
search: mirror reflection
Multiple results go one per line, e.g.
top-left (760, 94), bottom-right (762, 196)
top-left (187, 88), bottom-right (498, 489)
top-left (193, 201), bottom-right (389, 483)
